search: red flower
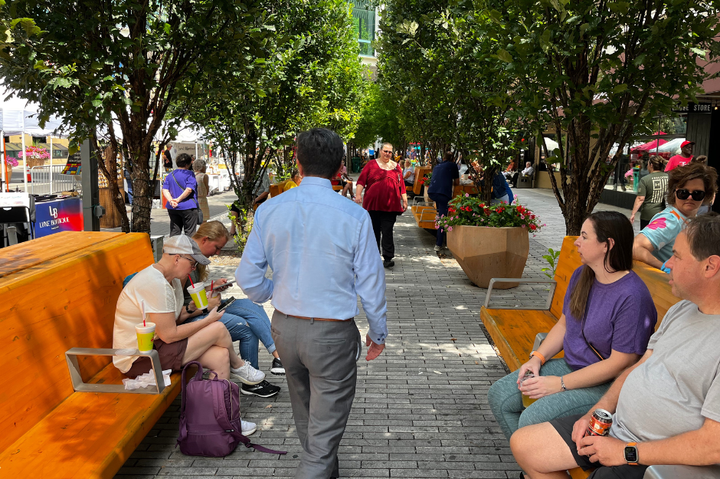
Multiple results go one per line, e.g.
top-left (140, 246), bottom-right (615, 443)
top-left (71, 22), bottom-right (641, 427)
top-left (530, 224), bottom-right (537, 230)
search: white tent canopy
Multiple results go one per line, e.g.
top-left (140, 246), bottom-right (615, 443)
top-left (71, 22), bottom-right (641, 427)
top-left (655, 138), bottom-right (684, 155)
top-left (0, 86), bottom-right (64, 136)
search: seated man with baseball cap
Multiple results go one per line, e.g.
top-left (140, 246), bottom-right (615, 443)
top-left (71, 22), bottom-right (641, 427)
top-left (113, 235), bottom-right (265, 394)
top-left (510, 214), bottom-right (720, 479)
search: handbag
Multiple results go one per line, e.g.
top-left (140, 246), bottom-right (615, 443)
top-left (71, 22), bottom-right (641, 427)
top-left (176, 361), bottom-right (286, 457)
top-left (170, 171), bottom-right (202, 222)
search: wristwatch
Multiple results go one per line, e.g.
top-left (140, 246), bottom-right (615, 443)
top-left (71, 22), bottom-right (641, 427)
top-left (624, 442), bottom-right (639, 465)
top-left (202, 307), bottom-right (209, 315)
top-left (185, 304), bottom-right (193, 314)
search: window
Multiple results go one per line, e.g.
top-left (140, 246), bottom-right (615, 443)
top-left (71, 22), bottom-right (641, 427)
top-left (352, 1), bottom-right (375, 57)
top-left (32, 136), bottom-right (45, 144)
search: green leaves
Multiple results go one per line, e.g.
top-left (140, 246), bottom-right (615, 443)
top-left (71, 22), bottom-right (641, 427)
top-left (496, 48), bottom-right (513, 62)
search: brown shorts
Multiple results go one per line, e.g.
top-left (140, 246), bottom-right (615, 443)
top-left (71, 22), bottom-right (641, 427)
top-left (124, 337), bottom-right (189, 378)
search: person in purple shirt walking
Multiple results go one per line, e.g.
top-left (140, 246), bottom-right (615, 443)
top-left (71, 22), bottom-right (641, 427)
top-left (488, 211), bottom-right (657, 441)
top-left (162, 153), bottom-right (200, 236)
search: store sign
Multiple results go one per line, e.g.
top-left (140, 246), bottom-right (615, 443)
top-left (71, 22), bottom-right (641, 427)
top-left (35, 198), bottom-right (83, 237)
top-left (673, 103), bottom-right (712, 114)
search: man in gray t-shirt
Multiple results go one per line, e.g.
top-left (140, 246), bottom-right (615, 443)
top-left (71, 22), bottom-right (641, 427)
top-left (509, 215), bottom-right (720, 479)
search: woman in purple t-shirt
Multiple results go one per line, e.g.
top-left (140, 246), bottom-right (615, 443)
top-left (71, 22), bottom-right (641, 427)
top-left (488, 211), bottom-right (657, 441)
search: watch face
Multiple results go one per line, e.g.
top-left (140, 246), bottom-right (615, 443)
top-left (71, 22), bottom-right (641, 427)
top-left (624, 446), bottom-right (638, 463)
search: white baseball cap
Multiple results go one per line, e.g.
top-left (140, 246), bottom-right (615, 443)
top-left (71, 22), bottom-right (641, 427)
top-left (163, 235), bottom-right (210, 265)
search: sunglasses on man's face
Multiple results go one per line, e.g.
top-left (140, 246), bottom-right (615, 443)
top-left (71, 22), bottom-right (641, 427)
top-left (675, 189), bottom-right (706, 201)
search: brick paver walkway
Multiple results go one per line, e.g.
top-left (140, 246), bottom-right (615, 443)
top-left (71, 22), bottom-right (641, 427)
top-left (115, 187), bottom-right (634, 479)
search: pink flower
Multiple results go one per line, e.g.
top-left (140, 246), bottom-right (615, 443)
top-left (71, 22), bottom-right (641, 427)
top-left (448, 226), bottom-right (453, 232)
top-left (465, 193), bottom-right (469, 197)
top-left (520, 215), bottom-right (525, 219)
top-left (521, 224), bottom-right (526, 228)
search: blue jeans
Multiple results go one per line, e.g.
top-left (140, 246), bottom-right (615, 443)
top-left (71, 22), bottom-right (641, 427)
top-left (187, 298), bottom-right (275, 370)
top-left (487, 358), bottom-right (611, 441)
top-left (433, 195), bottom-right (450, 246)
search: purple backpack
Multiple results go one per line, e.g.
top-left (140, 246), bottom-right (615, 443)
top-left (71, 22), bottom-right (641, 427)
top-left (176, 361), bottom-right (286, 457)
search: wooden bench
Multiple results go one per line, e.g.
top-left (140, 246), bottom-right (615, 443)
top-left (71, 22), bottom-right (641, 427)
top-left (480, 235), bottom-right (684, 479)
top-left (413, 166), bottom-right (431, 195)
top-left (410, 185), bottom-right (481, 231)
top-left (0, 231), bottom-right (182, 478)
top-left (411, 204), bottom-right (437, 230)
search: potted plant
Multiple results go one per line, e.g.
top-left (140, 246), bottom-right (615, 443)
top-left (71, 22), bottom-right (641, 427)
top-left (422, 172), bottom-right (433, 205)
top-left (437, 195), bottom-right (544, 289)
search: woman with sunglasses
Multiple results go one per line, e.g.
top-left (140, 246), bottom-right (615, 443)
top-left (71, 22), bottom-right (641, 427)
top-left (488, 211), bottom-right (657, 441)
top-left (355, 142), bottom-right (408, 268)
top-left (633, 163), bottom-right (718, 272)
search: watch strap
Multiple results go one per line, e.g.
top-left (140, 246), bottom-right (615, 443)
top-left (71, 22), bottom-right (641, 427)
top-left (185, 303), bottom-right (192, 314)
top-left (202, 307), bottom-right (209, 315)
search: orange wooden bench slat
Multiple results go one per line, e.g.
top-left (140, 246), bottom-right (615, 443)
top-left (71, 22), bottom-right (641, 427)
top-left (0, 231), bottom-right (124, 279)
top-left (0, 365), bottom-right (183, 479)
top-left (411, 205), bottom-right (437, 229)
top-left (480, 308), bottom-right (562, 372)
top-left (0, 233), bottom-right (154, 456)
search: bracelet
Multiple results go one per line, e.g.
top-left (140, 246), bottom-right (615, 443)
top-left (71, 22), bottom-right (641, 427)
top-left (530, 351), bottom-right (546, 365)
top-left (561, 376), bottom-right (567, 392)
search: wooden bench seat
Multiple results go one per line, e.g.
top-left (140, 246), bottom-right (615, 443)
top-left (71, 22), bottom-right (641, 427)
top-left (411, 205), bottom-right (437, 230)
top-left (0, 231), bottom-right (172, 479)
top-left (481, 235), bottom-right (684, 479)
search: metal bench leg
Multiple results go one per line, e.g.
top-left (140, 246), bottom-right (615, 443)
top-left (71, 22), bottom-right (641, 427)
top-left (66, 347), bottom-right (166, 395)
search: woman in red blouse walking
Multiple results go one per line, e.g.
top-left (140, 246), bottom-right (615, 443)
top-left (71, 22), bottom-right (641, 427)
top-left (355, 143), bottom-right (408, 268)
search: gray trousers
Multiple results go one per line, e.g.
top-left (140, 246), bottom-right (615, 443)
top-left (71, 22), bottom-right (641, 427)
top-left (272, 311), bottom-right (362, 479)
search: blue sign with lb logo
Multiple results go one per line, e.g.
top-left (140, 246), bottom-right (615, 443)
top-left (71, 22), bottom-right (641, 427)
top-left (34, 198), bottom-right (84, 237)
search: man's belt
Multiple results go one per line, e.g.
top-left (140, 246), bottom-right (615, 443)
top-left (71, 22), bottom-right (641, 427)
top-left (278, 310), bottom-right (346, 322)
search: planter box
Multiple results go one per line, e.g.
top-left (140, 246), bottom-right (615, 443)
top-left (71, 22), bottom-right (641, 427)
top-left (447, 225), bottom-right (529, 289)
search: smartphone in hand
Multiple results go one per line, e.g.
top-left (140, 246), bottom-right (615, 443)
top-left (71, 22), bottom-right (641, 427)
top-left (217, 297), bottom-right (236, 313)
top-left (212, 280), bottom-right (236, 292)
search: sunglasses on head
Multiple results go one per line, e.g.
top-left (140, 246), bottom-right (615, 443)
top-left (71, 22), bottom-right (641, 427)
top-left (675, 189), bottom-right (706, 201)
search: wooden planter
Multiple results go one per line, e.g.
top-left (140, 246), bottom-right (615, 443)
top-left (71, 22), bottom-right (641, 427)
top-left (447, 225), bottom-right (529, 289)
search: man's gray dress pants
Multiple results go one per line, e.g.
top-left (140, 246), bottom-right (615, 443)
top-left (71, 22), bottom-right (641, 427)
top-left (272, 311), bottom-right (362, 479)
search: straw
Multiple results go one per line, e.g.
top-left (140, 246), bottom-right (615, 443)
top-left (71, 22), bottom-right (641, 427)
top-left (143, 319), bottom-right (146, 327)
top-left (211, 280), bottom-right (214, 292)
top-left (188, 274), bottom-right (195, 287)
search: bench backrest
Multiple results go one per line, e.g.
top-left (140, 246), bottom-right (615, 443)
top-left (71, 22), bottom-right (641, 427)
top-left (0, 232), bottom-right (154, 453)
top-left (549, 236), bottom-right (682, 325)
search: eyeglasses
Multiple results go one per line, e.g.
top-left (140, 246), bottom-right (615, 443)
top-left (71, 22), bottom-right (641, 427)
top-left (382, 150), bottom-right (393, 154)
top-left (179, 255), bottom-right (198, 269)
top-left (675, 189), bottom-right (706, 201)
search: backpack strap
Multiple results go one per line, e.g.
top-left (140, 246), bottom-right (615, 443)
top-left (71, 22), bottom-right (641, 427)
top-left (211, 380), bottom-right (287, 455)
top-left (170, 171), bottom-right (199, 208)
top-left (180, 361), bottom-right (205, 415)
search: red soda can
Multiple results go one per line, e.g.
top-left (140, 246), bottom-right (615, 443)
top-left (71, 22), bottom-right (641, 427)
top-left (586, 409), bottom-right (613, 437)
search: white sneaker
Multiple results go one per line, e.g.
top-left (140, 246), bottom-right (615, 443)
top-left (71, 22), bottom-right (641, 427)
top-left (231, 362), bottom-right (265, 385)
top-left (434, 245), bottom-right (442, 252)
top-left (241, 420), bottom-right (257, 436)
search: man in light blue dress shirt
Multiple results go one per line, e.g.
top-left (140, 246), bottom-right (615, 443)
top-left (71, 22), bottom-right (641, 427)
top-left (237, 128), bottom-right (388, 479)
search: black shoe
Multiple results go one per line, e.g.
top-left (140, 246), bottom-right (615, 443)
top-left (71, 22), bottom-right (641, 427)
top-left (270, 358), bottom-right (285, 375)
top-left (383, 259), bottom-right (394, 268)
top-left (241, 380), bottom-right (280, 398)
